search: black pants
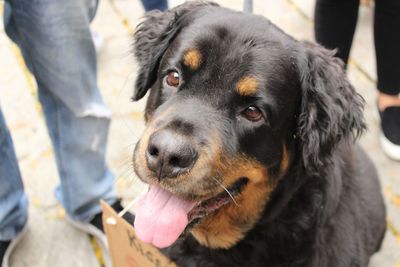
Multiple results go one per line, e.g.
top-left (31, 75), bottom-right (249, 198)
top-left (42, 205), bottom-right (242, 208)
top-left (315, 0), bottom-right (400, 95)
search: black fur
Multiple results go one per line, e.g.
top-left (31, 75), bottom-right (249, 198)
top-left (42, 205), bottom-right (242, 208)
top-left (297, 41), bottom-right (366, 175)
top-left (133, 1), bottom-right (218, 101)
top-left (132, 2), bottom-right (386, 266)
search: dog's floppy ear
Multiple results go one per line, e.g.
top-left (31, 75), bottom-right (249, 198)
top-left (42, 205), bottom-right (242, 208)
top-left (297, 41), bottom-right (366, 175)
top-left (132, 1), bottom-right (218, 101)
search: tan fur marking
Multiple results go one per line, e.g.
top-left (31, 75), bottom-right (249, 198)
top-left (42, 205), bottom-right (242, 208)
top-left (279, 145), bottom-right (290, 177)
top-left (236, 76), bottom-right (258, 96)
top-left (191, 156), bottom-right (273, 249)
top-left (183, 49), bottom-right (202, 70)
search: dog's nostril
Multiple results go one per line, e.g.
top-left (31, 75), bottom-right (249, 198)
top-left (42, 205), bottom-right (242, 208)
top-left (146, 130), bottom-right (198, 178)
top-left (149, 146), bottom-right (159, 157)
top-left (169, 150), bottom-right (197, 169)
top-left (169, 155), bottom-right (180, 167)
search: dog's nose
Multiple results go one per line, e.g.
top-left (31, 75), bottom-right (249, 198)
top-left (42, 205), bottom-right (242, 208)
top-left (146, 130), bottom-right (197, 179)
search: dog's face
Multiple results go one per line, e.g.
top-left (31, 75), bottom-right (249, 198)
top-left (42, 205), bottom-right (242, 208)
top-left (132, 2), bottom-right (365, 250)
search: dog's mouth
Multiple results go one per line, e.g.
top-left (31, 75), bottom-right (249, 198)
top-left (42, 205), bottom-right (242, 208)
top-left (187, 177), bottom-right (248, 224)
top-left (134, 177), bottom-right (249, 249)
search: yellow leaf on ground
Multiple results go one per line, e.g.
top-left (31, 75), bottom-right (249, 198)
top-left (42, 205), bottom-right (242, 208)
top-left (90, 236), bottom-right (106, 267)
top-left (131, 111), bottom-right (144, 121)
top-left (385, 187), bottom-right (400, 207)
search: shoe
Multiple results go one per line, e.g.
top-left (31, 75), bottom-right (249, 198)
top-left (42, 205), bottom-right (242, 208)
top-left (1, 224), bottom-right (28, 267)
top-left (0, 241), bottom-right (11, 267)
top-left (379, 106), bottom-right (400, 160)
top-left (66, 199), bottom-right (135, 249)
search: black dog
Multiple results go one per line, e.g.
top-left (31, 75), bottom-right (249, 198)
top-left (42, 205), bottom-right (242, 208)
top-left (131, 2), bottom-right (386, 266)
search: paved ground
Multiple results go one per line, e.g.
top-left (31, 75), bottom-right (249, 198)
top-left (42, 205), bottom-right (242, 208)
top-left (0, 0), bottom-right (399, 266)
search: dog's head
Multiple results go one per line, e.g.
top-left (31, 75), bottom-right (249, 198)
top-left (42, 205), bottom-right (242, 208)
top-left (132, 1), bottom-right (365, 250)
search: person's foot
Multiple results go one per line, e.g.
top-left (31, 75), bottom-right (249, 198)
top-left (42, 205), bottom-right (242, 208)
top-left (1, 225), bottom-right (28, 267)
top-left (379, 106), bottom-right (400, 160)
top-left (66, 199), bottom-right (135, 249)
top-left (378, 92), bottom-right (400, 112)
top-left (0, 241), bottom-right (11, 267)
top-left (378, 92), bottom-right (400, 160)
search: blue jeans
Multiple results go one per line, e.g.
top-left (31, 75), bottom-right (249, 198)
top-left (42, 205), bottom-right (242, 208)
top-left (0, 0), bottom-right (116, 241)
top-left (141, 0), bottom-right (168, 12)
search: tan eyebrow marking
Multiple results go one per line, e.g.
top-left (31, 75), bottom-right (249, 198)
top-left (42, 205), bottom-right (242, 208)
top-left (183, 48), bottom-right (202, 70)
top-left (236, 76), bottom-right (258, 96)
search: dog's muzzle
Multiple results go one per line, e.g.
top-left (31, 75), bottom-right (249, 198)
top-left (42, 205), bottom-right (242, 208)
top-left (146, 129), bottom-right (198, 180)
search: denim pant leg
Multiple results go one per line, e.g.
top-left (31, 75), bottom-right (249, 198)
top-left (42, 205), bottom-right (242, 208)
top-left (4, 0), bottom-right (116, 222)
top-left (0, 108), bottom-right (28, 241)
top-left (141, 0), bottom-right (168, 12)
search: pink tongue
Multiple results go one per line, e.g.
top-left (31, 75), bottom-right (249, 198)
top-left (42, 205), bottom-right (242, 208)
top-left (134, 185), bottom-right (197, 248)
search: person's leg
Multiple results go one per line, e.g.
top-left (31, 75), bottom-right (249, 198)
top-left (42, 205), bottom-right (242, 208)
top-left (141, 0), bottom-right (168, 12)
top-left (375, 0), bottom-right (400, 100)
top-left (374, 0), bottom-right (400, 159)
top-left (314, 0), bottom-right (360, 66)
top-left (5, 0), bottom-right (117, 222)
top-left (1, 4), bottom-right (29, 266)
top-left (0, 105), bottom-right (29, 265)
top-left (0, 109), bottom-right (28, 242)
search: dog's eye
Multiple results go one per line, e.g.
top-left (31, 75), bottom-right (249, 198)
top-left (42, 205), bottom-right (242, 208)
top-left (166, 71), bottom-right (180, 87)
top-left (242, 106), bottom-right (263, 121)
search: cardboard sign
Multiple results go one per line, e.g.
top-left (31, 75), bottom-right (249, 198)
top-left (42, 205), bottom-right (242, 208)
top-left (101, 201), bottom-right (177, 267)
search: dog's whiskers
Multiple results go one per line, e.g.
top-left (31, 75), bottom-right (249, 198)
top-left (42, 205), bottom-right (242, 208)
top-left (211, 176), bottom-right (239, 207)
